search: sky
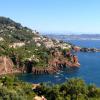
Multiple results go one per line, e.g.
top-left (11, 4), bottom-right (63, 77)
top-left (0, 0), bottom-right (100, 34)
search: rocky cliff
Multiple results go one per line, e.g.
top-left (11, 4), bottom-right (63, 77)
top-left (0, 56), bottom-right (14, 75)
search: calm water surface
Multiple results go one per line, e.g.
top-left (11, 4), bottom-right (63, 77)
top-left (17, 40), bottom-right (100, 86)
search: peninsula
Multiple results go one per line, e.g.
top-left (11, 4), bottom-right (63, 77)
top-left (0, 17), bottom-right (80, 75)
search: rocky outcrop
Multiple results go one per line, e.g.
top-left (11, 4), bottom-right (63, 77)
top-left (80, 48), bottom-right (100, 52)
top-left (32, 57), bottom-right (80, 75)
top-left (72, 45), bottom-right (100, 52)
top-left (0, 56), bottom-right (21, 75)
top-left (0, 56), bottom-right (14, 75)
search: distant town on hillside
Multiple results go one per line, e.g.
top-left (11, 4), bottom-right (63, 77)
top-left (44, 34), bottom-right (100, 40)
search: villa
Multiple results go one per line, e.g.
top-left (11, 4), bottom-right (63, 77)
top-left (33, 36), bottom-right (42, 42)
top-left (44, 40), bottom-right (54, 48)
top-left (9, 42), bottom-right (25, 48)
top-left (0, 37), bottom-right (4, 41)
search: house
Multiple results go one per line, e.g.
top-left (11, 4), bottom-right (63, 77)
top-left (25, 55), bottom-right (39, 62)
top-left (42, 37), bottom-right (49, 42)
top-left (32, 30), bottom-right (38, 34)
top-left (36, 43), bottom-right (41, 47)
top-left (0, 29), bottom-right (3, 33)
top-left (55, 43), bottom-right (71, 49)
top-left (44, 40), bottom-right (54, 48)
top-left (0, 37), bottom-right (4, 41)
top-left (61, 46), bottom-right (71, 49)
top-left (9, 42), bottom-right (25, 48)
top-left (7, 26), bottom-right (15, 30)
top-left (34, 96), bottom-right (47, 100)
top-left (55, 39), bottom-right (60, 44)
top-left (33, 36), bottom-right (41, 42)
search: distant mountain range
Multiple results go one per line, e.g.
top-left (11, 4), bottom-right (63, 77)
top-left (45, 34), bottom-right (100, 40)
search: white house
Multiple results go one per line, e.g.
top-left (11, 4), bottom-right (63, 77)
top-left (44, 41), bottom-right (54, 48)
top-left (33, 36), bottom-right (41, 42)
top-left (36, 43), bottom-right (41, 47)
top-left (0, 37), bottom-right (4, 41)
top-left (9, 42), bottom-right (25, 48)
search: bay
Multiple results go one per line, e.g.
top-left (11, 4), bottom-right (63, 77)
top-left (17, 40), bottom-right (100, 86)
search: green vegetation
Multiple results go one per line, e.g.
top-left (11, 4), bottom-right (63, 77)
top-left (9, 43), bottom-right (51, 68)
top-left (0, 41), bottom-right (51, 68)
top-left (35, 78), bottom-right (100, 100)
top-left (0, 17), bottom-right (52, 68)
top-left (0, 17), bottom-right (34, 42)
top-left (0, 76), bottom-right (35, 100)
top-left (0, 76), bottom-right (100, 100)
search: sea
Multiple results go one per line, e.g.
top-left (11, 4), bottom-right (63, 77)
top-left (17, 39), bottom-right (100, 87)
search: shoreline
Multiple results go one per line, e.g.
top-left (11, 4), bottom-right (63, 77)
top-left (0, 61), bottom-right (80, 76)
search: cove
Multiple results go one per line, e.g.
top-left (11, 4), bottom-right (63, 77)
top-left (16, 40), bottom-right (100, 87)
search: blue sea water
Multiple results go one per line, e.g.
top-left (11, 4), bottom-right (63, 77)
top-left (17, 40), bottom-right (100, 87)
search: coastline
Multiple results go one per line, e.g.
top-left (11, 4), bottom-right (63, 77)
top-left (1, 45), bottom-right (100, 76)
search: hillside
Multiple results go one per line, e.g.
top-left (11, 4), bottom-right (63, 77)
top-left (0, 17), bottom-right (38, 43)
top-left (0, 17), bottom-right (76, 75)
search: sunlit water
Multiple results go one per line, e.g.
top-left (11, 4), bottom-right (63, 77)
top-left (17, 40), bottom-right (100, 87)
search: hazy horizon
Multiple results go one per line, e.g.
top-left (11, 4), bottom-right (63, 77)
top-left (41, 32), bottom-right (100, 35)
